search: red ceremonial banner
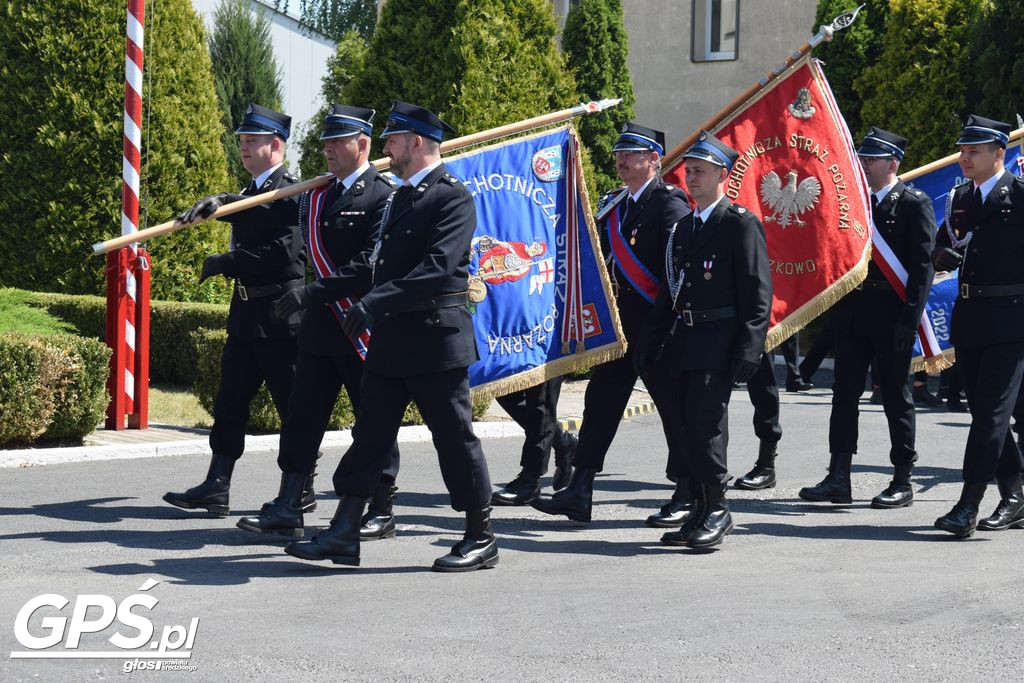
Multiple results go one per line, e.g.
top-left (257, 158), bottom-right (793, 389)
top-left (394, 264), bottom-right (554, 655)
top-left (664, 57), bottom-right (871, 350)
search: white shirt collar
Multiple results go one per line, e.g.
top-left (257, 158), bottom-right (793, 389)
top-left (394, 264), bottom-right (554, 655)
top-left (874, 179), bottom-right (899, 205)
top-left (252, 163), bottom-right (282, 190)
top-left (340, 161), bottom-right (371, 191)
top-left (403, 159), bottom-right (443, 188)
top-left (976, 168), bottom-right (1005, 203)
top-left (696, 194), bottom-right (726, 224)
top-left (629, 176), bottom-right (657, 203)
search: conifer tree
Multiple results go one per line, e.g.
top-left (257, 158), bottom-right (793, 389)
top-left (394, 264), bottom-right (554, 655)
top-left (561, 0), bottom-right (636, 194)
top-left (855, 0), bottom-right (985, 169)
top-left (0, 0), bottom-right (231, 302)
top-left (209, 0), bottom-right (284, 188)
top-left (968, 0), bottom-right (1024, 127)
top-left (273, 0), bottom-right (377, 41)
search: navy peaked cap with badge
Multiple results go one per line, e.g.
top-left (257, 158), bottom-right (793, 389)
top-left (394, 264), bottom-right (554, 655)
top-left (683, 130), bottom-right (739, 171)
top-left (955, 114), bottom-right (1011, 147)
top-left (235, 103), bottom-right (291, 140)
top-left (612, 122), bottom-right (666, 156)
top-left (321, 104), bottom-right (375, 140)
top-left (857, 126), bottom-right (907, 161)
top-left (380, 100), bottom-right (456, 143)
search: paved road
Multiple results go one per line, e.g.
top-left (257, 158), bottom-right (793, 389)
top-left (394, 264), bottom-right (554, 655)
top-left (2, 387), bottom-right (1022, 680)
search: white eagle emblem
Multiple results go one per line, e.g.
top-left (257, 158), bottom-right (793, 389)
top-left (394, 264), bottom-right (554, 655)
top-left (760, 170), bottom-right (822, 228)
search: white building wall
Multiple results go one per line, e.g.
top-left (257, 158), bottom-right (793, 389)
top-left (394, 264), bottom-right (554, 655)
top-left (191, 0), bottom-right (337, 165)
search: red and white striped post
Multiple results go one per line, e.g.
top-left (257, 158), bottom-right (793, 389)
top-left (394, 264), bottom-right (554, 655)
top-left (106, 0), bottom-right (150, 429)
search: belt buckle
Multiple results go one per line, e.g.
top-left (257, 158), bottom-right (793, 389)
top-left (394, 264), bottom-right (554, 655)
top-left (680, 309), bottom-right (694, 327)
top-left (237, 284), bottom-right (248, 301)
top-left (959, 283), bottom-right (969, 300)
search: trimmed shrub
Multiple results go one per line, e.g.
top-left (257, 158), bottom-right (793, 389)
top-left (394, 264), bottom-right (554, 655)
top-left (42, 334), bottom-right (111, 441)
top-left (0, 0), bottom-right (231, 302)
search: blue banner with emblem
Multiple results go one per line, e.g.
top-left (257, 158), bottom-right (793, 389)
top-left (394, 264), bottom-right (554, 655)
top-left (905, 144), bottom-right (1022, 367)
top-left (441, 125), bottom-right (625, 397)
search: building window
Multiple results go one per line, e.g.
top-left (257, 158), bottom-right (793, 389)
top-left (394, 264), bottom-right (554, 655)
top-left (692, 0), bottom-right (739, 62)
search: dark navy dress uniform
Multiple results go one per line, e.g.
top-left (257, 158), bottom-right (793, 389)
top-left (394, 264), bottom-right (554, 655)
top-left (576, 176), bottom-right (690, 475)
top-left (276, 162), bottom-right (400, 478)
top-left (209, 165), bottom-right (304, 460)
top-left (636, 131), bottom-right (771, 548)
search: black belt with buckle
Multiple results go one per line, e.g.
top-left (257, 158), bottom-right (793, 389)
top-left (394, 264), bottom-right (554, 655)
top-left (959, 283), bottom-right (1024, 299)
top-left (235, 279), bottom-right (302, 301)
top-left (855, 278), bottom-right (892, 292)
top-left (400, 291), bottom-right (469, 312)
top-left (675, 305), bottom-right (737, 327)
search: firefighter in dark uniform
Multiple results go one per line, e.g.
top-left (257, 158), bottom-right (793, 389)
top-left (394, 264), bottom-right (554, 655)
top-left (932, 115), bottom-right (1024, 536)
top-left (233, 105), bottom-right (401, 539)
top-left (800, 127), bottom-right (935, 509)
top-left (531, 122), bottom-right (691, 526)
top-left (733, 344), bottom-right (785, 491)
top-left (163, 104), bottom-right (304, 516)
top-left (635, 131), bottom-right (771, 549)
top-left (284, 101), bottom-right (497, 572)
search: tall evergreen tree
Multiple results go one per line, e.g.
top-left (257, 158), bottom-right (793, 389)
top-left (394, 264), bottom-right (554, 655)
top-left (811, 0), bottom-right (889, 139)
top-left (561, 0), bottom-right (636, 194)
top-left (209, 0), bottom-right (284, 189)
top-left (855, 0), bottom-right (986, 169)
top-left (273, 0), bottom-right (377, 41)
top-left (344, 0), bottom-right (578, 159)
top-left (968, 0), bottom-right (1024, 127)
top-left (296, 30), bottom-right (368, 178)
top-left (0, 0), bottom-right (231, 302)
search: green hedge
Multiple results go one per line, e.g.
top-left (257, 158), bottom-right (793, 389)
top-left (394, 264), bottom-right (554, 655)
top-left (19, 290), bottom-right (227, 385)
top-left (0, 332), bottom-right (110, 447)
top-left (190, 327), bottom-right (490, 432)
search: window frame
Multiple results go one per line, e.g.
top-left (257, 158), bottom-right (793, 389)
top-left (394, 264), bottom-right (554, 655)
top-left (691, 0), bottom-right (740, 63)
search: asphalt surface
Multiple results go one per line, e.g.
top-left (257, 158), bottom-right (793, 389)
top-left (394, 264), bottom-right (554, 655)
top-left (2, 385), bottom-right (1022, 680)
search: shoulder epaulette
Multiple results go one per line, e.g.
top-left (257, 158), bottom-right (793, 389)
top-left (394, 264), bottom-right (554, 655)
top-left (379, 173), bottom-right (397, 186)
top-left (730, 204), bottom-right (748, 215)
top-left (439, 173), bottom-right (460, 186)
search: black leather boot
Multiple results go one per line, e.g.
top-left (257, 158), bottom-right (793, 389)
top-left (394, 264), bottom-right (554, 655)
top-left (491, 471), bottom-right (541, 506)
top-left (686, 484), bottom-right (734, 549)
top-left (646, 478), bottom-right (696, 528)
top-left (799, 453), bottom-right (853, 504)
top-left (162, 454), bottom-right (234, 516)
top-left (360, 480), bottom-right (398, 540)
top-left (735, 441), bottom-right (778, 490)
top-left (977, 475), bottom-right (1024, 531)
top-left (530, 467), bottom-right (596, 522)
top-left (871, 463), bottom-right (914, 509)
top-left (432, 507), bottom-right (499, 572)
top-left (661, 482), bottom-right (705, 545)
top-left (284, 495), bottom-right (364, 565)
top-left (934, 482), bottom-right (988, 538)
top-left (552, 430), bottom-right (578, 491)
top-left (236, 471), bottom-right (307, 537)
top-left (300, 472), bottom-right (317, 513)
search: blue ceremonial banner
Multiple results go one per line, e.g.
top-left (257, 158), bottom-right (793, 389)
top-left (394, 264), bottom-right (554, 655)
top-left (442, 125), bottom-right (625, 397)
top-left (906, 141), bottom-right (1022, 367)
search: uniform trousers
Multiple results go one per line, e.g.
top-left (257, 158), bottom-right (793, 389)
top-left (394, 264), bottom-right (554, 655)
top-left (957, 342), bottom-right (1024, 483)
top-left (333, 367), bottom-right (492, 511)
top-left (209, 335), bottom-right (296, 460)
top-left (495, 377), bottom-right (564, 478)
top-left (277, 349), bottom-right (399, 479)
top-left (746, 352), bottom-right (782, 443)
top-left (829, 327), bottom-right (915, 466)
top-left (673, 369), bottom-right (733, 487)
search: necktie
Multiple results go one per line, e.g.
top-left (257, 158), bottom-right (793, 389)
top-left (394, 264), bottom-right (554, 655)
top-left (244, 178), bottom-right (258, 196)
top-left (691, 215), bottom-right (703, 239)
top-left (870, 194), bottom-right (878, 212)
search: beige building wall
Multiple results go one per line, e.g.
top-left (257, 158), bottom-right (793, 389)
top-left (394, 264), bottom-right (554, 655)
top-left (621, 0), bottom-right (820, 151)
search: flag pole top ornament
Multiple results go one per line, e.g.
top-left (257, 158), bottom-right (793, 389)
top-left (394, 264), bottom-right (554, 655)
top-left (811, 4), bottom-right (864, 47)
top-left (579, 98), bottom-right (622, 115)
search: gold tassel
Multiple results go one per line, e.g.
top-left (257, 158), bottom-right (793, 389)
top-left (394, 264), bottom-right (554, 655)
top-left (470, 340), bottom-right (625, 402)
top-left (911, 347), bottom-right (955, 374)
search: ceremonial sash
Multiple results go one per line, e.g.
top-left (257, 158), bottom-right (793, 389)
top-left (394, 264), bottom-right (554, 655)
top-left (605, 200), bottom-right (661, 303)
top-left (304, 181), bottom-right (370, 359)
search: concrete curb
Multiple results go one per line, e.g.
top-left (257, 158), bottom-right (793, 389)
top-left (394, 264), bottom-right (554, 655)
top-left (0, 421), bottom-right (527, 470)
top-left (558, 399), bottom-right (658, 432)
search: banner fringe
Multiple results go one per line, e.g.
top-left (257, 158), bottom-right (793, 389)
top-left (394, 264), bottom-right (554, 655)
top-left (912, 347), bottom-right (955, 373)
top-left (470, 340), bottom-right (625, 402)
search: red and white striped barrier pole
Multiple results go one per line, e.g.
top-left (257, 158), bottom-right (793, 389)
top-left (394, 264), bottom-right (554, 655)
top-left (106, 0), bottom-right (149, 429)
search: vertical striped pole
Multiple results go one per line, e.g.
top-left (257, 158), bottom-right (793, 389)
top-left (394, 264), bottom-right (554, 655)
top-left (122, 0), bottom-right (145, 414)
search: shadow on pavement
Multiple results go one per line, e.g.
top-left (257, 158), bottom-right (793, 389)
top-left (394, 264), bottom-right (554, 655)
top-left (736, 521), bottom-right (989, 543)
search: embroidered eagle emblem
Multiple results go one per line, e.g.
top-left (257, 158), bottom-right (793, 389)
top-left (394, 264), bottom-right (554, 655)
top-left (760, 170), bottom-right (822, 228)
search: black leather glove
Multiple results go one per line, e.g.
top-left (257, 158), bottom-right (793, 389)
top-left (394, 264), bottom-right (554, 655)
top-left (894, 322), bottom-right (917, 354)
top-left (341, 301), bottom-right (374, 340)
top-left (731, 358), bottom-right (759, 383)
top-left (632, 348), bottom-right (652, 378)
top-left (932, 247), bottom-right (963, 272)
top-left (178, 193), bottom-right (245, 224)
top-left (274, 286), bottom-right (310, 320)
top-left (199, 254), bottom-right (225, 284)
